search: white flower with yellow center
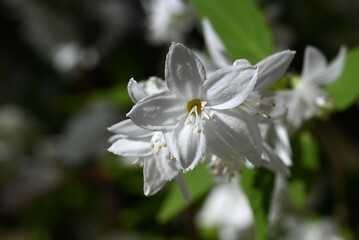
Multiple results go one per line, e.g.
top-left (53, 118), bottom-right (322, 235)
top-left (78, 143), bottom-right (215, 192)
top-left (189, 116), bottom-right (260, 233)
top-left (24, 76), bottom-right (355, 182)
top-left (128, 43), bottom-right (260, 172)
top-left (285, 46), bottom-right (346, 131)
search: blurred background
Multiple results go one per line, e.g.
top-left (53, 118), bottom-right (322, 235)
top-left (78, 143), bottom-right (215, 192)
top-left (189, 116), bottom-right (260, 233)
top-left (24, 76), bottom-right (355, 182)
top-left (0, 0), bottom-right (358, 239)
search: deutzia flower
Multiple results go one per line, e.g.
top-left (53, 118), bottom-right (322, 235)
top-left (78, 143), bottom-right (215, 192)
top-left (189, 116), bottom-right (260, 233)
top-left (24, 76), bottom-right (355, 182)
top-left (285, 45), bottom-right (347, 131)
top-left (201, 18), bottom-right (295, 175)
top-left (128, 43), bottom-right (262, 172)
top-left (197, 175), bottom-right (254, 240)
top-left (142, 0), bottom-right (194, 44)
top-left (108, 78), bottom-right (180, 196)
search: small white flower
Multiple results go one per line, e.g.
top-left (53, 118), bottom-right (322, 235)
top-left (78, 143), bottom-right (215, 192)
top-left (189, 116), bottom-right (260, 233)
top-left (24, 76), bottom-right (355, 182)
top-left (128, 43), bottom-right (262, 172)
top-left (108, 79), bottom-right (180, 196)
top-left (197, 176), bottom-right (254, 240)
top-left (108, 120), bottom-right (179, 196)
top-left (285, 46), bottom-right (347, 131)
top-left (142, 0), bottom-right (193, 44)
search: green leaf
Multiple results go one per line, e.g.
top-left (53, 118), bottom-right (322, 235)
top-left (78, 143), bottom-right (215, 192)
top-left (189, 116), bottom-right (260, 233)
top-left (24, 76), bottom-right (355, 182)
top-left (157, 164), bottom-right (214, 223)
top-left (327, 46), bottom-right (359, 110)
top-left (91, 83), bottom-right (133, 108)
top-left (288, 131), bottom-right (319, 209)
top-left (191, 0), bottom-right (274, 63)
top-left (298, 131), bottom-right (319, 171)
top-left (240, 168), bottom-right (274, 240)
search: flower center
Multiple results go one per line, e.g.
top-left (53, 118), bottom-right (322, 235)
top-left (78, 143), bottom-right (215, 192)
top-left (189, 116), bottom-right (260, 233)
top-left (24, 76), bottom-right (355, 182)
top-left (185, 99), bottom-right (213, 133)
top-left (187, 99), bottom-right (202, 114)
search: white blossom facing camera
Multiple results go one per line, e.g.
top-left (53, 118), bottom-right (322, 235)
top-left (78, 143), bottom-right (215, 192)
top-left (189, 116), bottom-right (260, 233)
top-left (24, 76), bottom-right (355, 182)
top-left (127, 43), bottom-right (262, 172)
top-left (284, 46), bottom-right (347, 131)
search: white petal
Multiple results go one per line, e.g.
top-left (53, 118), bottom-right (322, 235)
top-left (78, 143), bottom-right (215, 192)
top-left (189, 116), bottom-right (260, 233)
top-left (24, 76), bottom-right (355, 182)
top-left (165, 43), bottom-right (206, 100)
top-left (202, 18), bottom-right (231, 68)
top-left (261, 143), bottom-right (290, 176)
top-left (301, 46), bottom-right (327, 81)
top-left (127, 91), bottom-right (187, 131)
top-left (314, 46), bottom-right (347, 85)
top-left (204, 110), bottom-right (260, 160)
top-left (108, 119), bottom-right (153, 140)
top-left (152, 135), bottom-right (180, 180)
top-left (204, 64), bottom-right (258, 109)
top-left (108, 138), bottom-right (152, 157)
top-left (143, 157), bottom-right (167, 196)
top-left (128, 78), bottom-right (148, 103)
top-left (272, 123), bottom-right (292, 166)
top-left (255, 50), bottom-right (295, 91)
top-left (164, 119), bottom-right (206, 172)
top-left (285, 91), bottom-right (307, 132)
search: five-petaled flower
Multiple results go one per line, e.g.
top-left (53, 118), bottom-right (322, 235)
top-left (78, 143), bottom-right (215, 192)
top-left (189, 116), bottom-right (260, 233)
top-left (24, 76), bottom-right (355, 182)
top-left (127, 43), bottom-right (263, 172)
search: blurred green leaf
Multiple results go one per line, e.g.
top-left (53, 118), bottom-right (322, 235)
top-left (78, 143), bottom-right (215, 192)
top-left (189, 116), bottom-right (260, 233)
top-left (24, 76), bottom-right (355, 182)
top-left (299, 131), bottom-right (319, 171)
top-left (288, 131), bottom-right (319, 209)
top-left (157, 164), bottom-right (214, 223)
top-left (240, 168), bottom-right (274, 240)
top-left (191, 0), bottom-right (274, 63)
top-left (327, 46), bottom-right (359, 110)
top-left (91, 83), bottom-right (133, 108)
top-left (287, 180), bottom-right (306, 209)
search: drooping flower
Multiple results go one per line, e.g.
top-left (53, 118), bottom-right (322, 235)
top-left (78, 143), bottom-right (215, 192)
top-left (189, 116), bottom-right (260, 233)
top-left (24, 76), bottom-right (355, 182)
top-left (197, 175), bottom-right (254, 240)
top-left (201, 19), bottom-right (294, 175)
top-left (202, 18), bottom-right (295, 123)
top-left (108, 79), bottom-right (180, 196)
top-left (284, 46), bottom-right (347, 131)
top-left (127, 43), bottom-right (263, 172)
top-left (141, 0), bottom-right (194, 44)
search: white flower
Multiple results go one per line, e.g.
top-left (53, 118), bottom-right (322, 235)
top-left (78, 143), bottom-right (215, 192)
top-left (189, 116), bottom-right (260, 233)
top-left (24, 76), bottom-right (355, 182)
top-left (202, 18), bottom-right (295, 123)
top-left (128, 43), bottom-right (262, 172)
top-left (142, 0), bottom-right (193, 44)
top-left (108, 79), bottom-right (180, 196)
top-left (285, 46), bottom-right (347, 131)
top-left (201, 19), bottom-right (294, 175)
top-left (280, 216), bottom-right (343, 240)
top-left (197, 176), bottom-right (254, 240)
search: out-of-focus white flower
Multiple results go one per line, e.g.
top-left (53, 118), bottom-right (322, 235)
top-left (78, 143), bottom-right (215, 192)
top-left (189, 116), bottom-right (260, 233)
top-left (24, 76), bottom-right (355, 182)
top-left (197, 176), bottom-right (254, 240)
top-left (142, 0), bottom-right (194, 44)
top-left (284, 46), bottom-right (347, 132)
top-left (280, 216), bottom-right (343, 240)
top-left (127, 43), bottom-right (266, 172)
top-left (52, 42), bottom-right (99, 72)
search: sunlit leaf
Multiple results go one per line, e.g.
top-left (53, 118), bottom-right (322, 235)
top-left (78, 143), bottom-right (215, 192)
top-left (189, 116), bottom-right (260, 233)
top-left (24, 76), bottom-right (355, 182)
top-left (191, 0), bottom-right (274, 63)
top-left (157, 164), bottom-right (214, 223)
top-left (327, 46), bottom-right (359, 110)
top-left (241, 168), bottom-right (274, 240)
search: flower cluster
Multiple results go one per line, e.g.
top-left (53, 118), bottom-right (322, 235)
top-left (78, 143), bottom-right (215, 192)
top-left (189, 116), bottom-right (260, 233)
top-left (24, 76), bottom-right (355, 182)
top-left (108, 42), bottom-right (298, 196)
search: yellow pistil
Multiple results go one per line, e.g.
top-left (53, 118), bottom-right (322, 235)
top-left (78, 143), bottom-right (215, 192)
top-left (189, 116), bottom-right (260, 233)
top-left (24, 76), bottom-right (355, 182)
top-left (187, 99), bottom-right (202, 114)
